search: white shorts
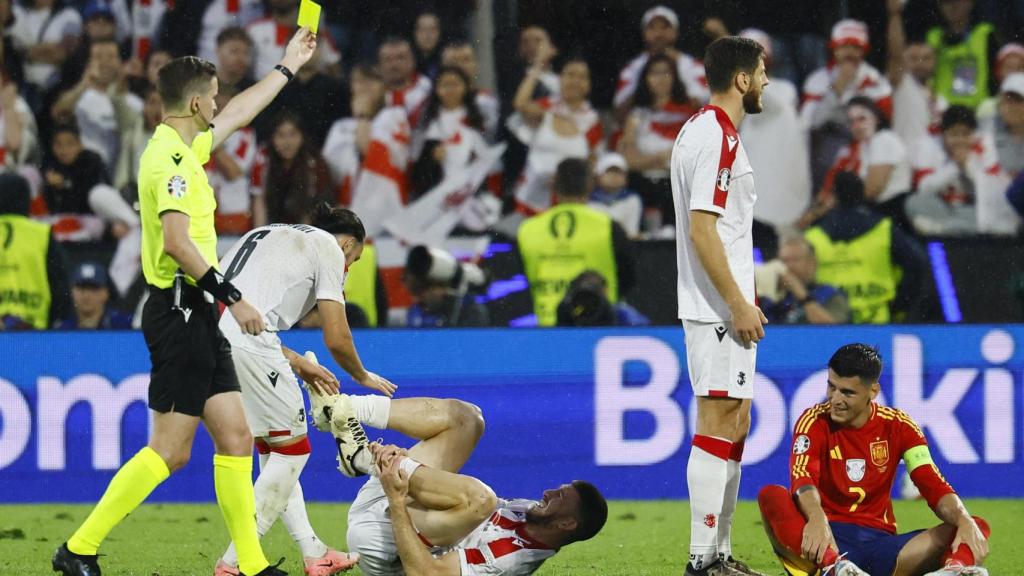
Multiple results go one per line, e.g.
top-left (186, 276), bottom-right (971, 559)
top-left (346, 477), bottom-right (405, 576)
top-left (682, 319), bottom-right (757, 400)
top-left (231, 345), bottom-right (308, 438)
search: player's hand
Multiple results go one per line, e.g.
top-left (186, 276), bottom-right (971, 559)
top-left (731, 302), bottom-right (767, 346)
top-left (282, 27), bottom-right (317, 72)
top-left (356, 371), bottom-right (398, 397)
top-left (229, 299), bottom-right (266, 335)
top-left (379, 450), bottom-right (410, 501)
top-left (293, 356), bottom-right (340, 396)
top-left (801, 518), bottom-right (837, 566)
top-left (953, 516), bottom-right (989, 564)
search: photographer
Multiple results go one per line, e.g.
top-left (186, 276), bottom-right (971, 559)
top-left (403, 245), bottom-right (489, 328)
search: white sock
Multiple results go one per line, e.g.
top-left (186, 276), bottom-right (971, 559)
top-left (280, 481), bottom-right (329, 559)
top-left (717, 458), bottom-right (741, 559)
top-left (349, 395), bottom-right (391, 429)
top-left (687, 435), bottom-right (732, 570)
top-left (220, 451), bottom-right (307, 566)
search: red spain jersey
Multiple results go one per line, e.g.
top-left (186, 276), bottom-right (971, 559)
top-left (789, 402), bottom-right (954, 534)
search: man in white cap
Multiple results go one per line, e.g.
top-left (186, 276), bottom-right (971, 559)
top-left (613, 5), bottom-right (709, 118)
top-left (983, 72), bottom-right (1024, 177)
top-left (589, 152), bottom-right (642, 237)
top-left (976, 43), bottom-right (1024, 123)
top-left (886, 0), bottom-right (949, 148)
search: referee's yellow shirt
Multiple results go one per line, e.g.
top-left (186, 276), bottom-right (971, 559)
top-left (138, 124), bottom-right (219, 289)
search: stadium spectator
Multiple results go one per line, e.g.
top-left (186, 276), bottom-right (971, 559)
top-left (196, 0), bottom-right (264, 64)
top-left (0, 75), bottom-right (41, 171)
top-left (801, 19), bottom-right (893, 190)
top-left (982, 72), bottom-right (1024, 177)
top-left (208, 92), bottom-right (262, 255)
top-left (886, 0), bottom-right (949, 150)
top-left (0, 171), bottom-right (70, 329)
top-left (804, 171), bottom-right (927, 324)
top-left (247, 0), bottom-right (341, 78)
top-left (378, 36), bottom-right (432, 127)
top-left (51, 1), bottom-right (119, 106)
top-left (8, 0), bottom-right (82, 100)
top-left (758, 235), bottom-right (850, 325)
top-left (612, 5), bottom-right (708, 118)
top-left (52, 38), bottom-right (142, 170)
top-left (410, 66), bottom-right (489, 201)
top-left (252, 111), bottom-right (332, 225)
top-left (215, 27), bottom-right (256, 99)
top-left (145, 49), bottom-right (172, 90)
top-left (322, 64), bottom-right (385, 207)
top-left (738, 28), bottom-right (812, 230)
top-left (926, 0), bottom-right (1000, 111)
top-left (504, 25), bottom-right (560, 105)
top-left (907, 105), bottom-right (1019, 236)
top-left (517, 158), bottom-right (634, 327)
top-left (977, 43), bottom-right (1024, 122)
top-left (616, 53), bottom-right (695, 231)
top-left (55, 261), bottom-right (132, 330)
top-left (113, 83), bottom-right (161, 192)
top-left (588, 152), bottom-right (641, 238)
top-left (804, 96), bottom-right (911, 229)
top-left (509, 47), bottom-right (603, 217)
top-left (441, 40), bottom-right (500, 142)
top-left (555, 269), bottom-right (649, 327)
top-left (413, 12), bottom-right (442, 80)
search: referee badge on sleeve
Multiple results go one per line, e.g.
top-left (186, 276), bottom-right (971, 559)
top-left (167, 175), bottom-right (187, 199)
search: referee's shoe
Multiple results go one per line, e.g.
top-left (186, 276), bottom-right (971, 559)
top-left (52, 542), bottom-right (101, 575)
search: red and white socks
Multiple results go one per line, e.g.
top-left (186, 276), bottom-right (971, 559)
top-left (717, 441), bottom-right (744, 560)
top-left (687, 435), bottom-right (733, 570)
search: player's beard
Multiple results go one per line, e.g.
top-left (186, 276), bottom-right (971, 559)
top-left (742, 86), bottom-right (763, 114)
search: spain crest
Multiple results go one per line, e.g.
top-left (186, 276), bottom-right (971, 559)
top-left (870, 440), bottom-right (889, 467)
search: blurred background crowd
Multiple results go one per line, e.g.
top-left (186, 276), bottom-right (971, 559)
top-left (2, 0), bottom-right (1024, 330)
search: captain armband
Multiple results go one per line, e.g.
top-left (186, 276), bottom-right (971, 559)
top-left (902, 445), bottom-right (934, 473)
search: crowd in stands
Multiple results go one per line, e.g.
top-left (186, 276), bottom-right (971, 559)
top-left (1, 0), bottom-right (1023, 330)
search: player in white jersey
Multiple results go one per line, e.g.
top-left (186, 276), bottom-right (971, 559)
top-left (213, 204), bottom-right (396, 576)
top-left (303, 393), bottom-right (607, 576)
top-left (670, 37), bottom-right (770, 576)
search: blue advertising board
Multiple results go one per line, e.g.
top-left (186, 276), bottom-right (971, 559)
top-left (0, 326), bottom-right (1021, 503)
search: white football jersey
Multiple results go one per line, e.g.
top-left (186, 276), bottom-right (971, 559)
top-left (441, 499), bottom-right (555, 575)
top-left (671, 105), bottom-right (756, 322)
top-left (218, 224), bottom-right (347, 350)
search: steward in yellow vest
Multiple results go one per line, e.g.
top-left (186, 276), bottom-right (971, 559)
top-left (805, 172), bottom-right (927, 324)
top-left (517, 158), bottom-right (634, 326)
top-left (0, 173), bottom-right (71, 329)
top-left (343, 242), bottom-right (388, 327)
top-left (926, 4), bottom-right (1000, 110)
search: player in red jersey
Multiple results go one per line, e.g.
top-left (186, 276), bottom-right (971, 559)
top-left (758, 344), bottom-right (991, 576)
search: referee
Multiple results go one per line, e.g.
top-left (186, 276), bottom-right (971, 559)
top-left (53, 28), bottom-right (317, 576)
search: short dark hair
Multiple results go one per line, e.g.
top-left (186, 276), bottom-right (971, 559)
top-left (941, 104), bottom-right (977, 131)
top-left (846, 95), bottom-right (890, 130)
top-left (554, 158), bottom-right (591, 199)
top-left (568, 480), bottom-right (608, 543)
top-left (380, 36), bottom-right (412, 51)
top-left (704, 36), bottom-right (764, 94)
top-left (312, 203), bottom-right (366, 242)
top-left (833, 170), bottom-right (866, 207)
top-left (52, 122), bottom-right (81, 139)
top-left (158, 56), bottom-right (217, 110)
top-left (217, 26), bottom-right (253, 48)
top-left (828, 344), bottom-right (882, 384)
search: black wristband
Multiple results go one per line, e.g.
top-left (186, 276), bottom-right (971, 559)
top-left (275, 64), bottom-right (294, 82)
top-left (197, 267), bottom-right (242, 305)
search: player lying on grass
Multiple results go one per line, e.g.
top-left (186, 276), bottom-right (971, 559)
top-left (311, 391), bottom-right (608, 575)
top-left (758, 344), bottom-right (990, 576)
top-left (213, 204), bottom-right (397, 576)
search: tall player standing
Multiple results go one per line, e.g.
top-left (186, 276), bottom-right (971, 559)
top-left (670, 36), bottom-right (769, 576)
top-left (53, 28), bottom-right (317, 576)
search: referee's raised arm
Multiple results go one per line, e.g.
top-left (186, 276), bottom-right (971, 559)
top-left (211, 27), bottom-right (317, 149)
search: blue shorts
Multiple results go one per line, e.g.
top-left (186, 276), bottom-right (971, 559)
top-left (830, 521), bottom-right (923, 576)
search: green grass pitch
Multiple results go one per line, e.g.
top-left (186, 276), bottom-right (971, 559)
top-left (2, 500), bottom-right (1019, 575)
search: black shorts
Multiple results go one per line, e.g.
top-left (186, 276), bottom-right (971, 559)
top-left (142, 282), bottom-right (240, 416)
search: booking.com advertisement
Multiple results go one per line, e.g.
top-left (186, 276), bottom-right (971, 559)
top-left (0, 326), bottom-right (1021, 503)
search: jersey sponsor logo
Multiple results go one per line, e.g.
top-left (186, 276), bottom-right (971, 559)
top-left (167, 175), bottom-right (187, 199)
top-left (846, 458), bottom-right (866, 482)
top-left (268, 371), bottom-right (280, 387)
top-left (726, 134), bottom-right (738, 151)
top-left (870, 440), bottom-right (890, 467)
top-left (716, 168), bottom-right (731, 192)
top-left (714, 324), bottom-right (728, 342)
top-left (793, 434), bottom-right (811, 455)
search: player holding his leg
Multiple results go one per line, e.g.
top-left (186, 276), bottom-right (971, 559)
top-left (53, 27), bottom-right (318, 576)
top-left (308, 392), bottom-right (607, 576)
top-left (758, 344), bottom-right (991, 576)
top-left (670, 36), bottom-right (770, 576)
top-left (212, 204), bottom-right (396, 576)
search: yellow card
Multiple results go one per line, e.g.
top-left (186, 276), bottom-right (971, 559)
top-left (297, 0), bottom-right (321, 35)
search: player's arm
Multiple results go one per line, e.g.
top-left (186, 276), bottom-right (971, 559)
top-left (379, 455), bottom-right (462, 576)
top-left (318, 299), bottom-right (396, 396)
top-left (211, 28), bottom-right (316, 149)
top-left (790, 414), bottom-right (838, 565)
top-left (161, 211), bottom-right (264, 334)
top-left (281, 345), bottom-right (339, 395)
top-left (794, 486), bottom-right (838, 566)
